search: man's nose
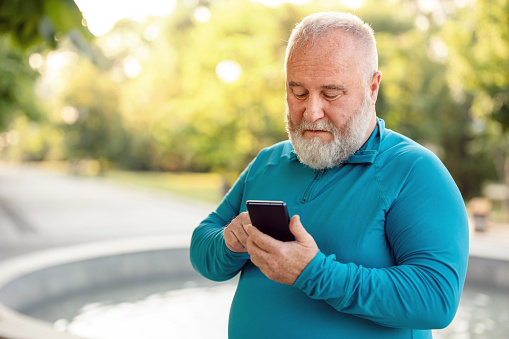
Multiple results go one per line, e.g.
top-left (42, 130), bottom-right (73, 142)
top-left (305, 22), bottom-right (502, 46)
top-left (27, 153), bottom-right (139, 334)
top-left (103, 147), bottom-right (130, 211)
top-left (303, 95), bottom-right (325, 122)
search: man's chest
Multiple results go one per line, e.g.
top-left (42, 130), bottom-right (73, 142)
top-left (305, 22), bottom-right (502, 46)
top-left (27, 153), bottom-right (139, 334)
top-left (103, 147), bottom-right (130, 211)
top-left (241, 163), bottom-right (395, 268)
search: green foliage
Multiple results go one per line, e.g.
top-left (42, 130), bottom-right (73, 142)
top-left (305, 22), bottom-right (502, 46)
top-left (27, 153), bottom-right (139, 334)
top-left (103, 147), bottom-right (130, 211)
top-left (442, 0), bottom-right (509, 127)
top-left (440, 0), bottom-right (509, 191)
top-left (0, 0), bottom-right (92, 132)
top-left (114, 1), bottom-right (303, 173)
top-left (1, 0), bottom-right (508, 200)
top-left (59, 59), bottom-right (129, 171)
top-left (0, 0), bottom-right (91, 49)
top-left (0, 36), bottom-right (43, 130)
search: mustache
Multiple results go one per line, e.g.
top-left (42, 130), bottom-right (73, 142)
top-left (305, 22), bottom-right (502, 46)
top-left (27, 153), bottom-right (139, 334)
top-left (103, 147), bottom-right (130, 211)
top-left (286, 113), bottom-right (336, 134)
top-left (299, 119), bottom-right (335, 132)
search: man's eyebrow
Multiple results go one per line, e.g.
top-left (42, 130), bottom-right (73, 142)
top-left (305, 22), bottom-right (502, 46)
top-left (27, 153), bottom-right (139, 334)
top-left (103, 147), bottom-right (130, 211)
top-left (321, 85), bottom-right (346, 91)
top-left (288, 81), bottom-right (303, 87)
top-left (288, 82), bottom-right (346, 91)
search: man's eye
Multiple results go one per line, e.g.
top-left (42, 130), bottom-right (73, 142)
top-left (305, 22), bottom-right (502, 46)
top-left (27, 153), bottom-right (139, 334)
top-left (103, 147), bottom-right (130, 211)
top-left (294, 92), bottom-right (308, 98)
top-left (323, 92), bottom-right (341, 100)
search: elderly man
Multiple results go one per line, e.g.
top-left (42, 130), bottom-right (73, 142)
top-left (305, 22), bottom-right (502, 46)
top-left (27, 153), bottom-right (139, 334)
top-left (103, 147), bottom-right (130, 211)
top-left (190, 12), bottom-right (468, 338)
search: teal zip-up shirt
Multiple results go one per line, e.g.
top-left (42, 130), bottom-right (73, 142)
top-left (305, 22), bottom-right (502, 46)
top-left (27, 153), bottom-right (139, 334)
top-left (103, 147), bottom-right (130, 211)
top-left (190, 119), bottom-right (469, 338)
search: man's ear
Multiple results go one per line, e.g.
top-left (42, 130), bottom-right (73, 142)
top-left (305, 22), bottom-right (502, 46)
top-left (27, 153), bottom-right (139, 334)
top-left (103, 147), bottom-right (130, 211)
top-left (369, 71), bottom-right (382, 102)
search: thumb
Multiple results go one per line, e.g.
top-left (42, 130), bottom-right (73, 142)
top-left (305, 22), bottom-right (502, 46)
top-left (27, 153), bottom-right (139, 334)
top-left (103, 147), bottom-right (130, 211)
top-left (289, 215), bottom-right (311, 243)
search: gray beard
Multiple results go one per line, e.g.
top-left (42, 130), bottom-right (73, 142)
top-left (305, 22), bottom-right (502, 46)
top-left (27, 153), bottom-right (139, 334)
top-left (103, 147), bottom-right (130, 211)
top-left (286, 96), bottom-right (373, 170)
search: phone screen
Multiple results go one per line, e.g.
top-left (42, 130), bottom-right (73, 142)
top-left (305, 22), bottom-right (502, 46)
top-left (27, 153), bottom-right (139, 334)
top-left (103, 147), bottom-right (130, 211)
top-left (246, 200), bottom-right (293, 242)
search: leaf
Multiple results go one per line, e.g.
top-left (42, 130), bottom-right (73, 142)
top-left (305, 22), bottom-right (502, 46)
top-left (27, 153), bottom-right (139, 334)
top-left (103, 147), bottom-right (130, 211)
top-left (43, 0), bottom-right (84, 33)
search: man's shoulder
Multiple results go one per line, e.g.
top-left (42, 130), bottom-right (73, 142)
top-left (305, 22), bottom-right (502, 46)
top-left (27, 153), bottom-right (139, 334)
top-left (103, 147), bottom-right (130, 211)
top-left (243, 140), bottom-right (295, 180)
top-left (379, 128), bottom-right (438, 162)
top-left (375, 127), bottom-right (456, 204)
top-left (376, 127), bottom-right (449, 182)
top-left (255, 140), bottom-right (294, 165)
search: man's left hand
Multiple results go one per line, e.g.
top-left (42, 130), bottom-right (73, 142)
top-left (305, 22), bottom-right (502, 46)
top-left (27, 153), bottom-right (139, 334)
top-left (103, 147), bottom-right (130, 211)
top-left (245, 215), bottom-right (319, 285)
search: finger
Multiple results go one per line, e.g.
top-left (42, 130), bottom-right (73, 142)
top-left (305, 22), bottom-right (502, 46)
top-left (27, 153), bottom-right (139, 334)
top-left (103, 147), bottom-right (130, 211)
top-left (246, 224), bottom-right (283, 256)
top-left (244, 223), bottom-right (259, 237)
top-left (234, 224), bottom-right (249, 247)
top-left (239, 213), bottom-right (253, 235)
top-left (246, 224), bottom-right (273, 246)
top-left (230, 214), bottom-right (250, 242)
top-left (232, 225), bottom-right (249, 247)
top-left (245, 225), bottom-right (267, 253)
top-left (224, 218), bottom-right (249, 252)
top-left (246, 235), bottom-right (272, 269)
top-left (224, 228), bottom-right (246, 253)
top-left (289, 215), bottom-right (311, 243)
top-left (239, 211), bottom-right (252, 225)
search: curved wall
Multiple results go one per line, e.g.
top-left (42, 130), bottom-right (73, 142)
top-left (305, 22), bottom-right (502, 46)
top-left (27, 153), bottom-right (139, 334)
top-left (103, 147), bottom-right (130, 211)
top-left (0, 235), bottom-right (203, 339)
top-left (1, 234), bottom-right (507, 339)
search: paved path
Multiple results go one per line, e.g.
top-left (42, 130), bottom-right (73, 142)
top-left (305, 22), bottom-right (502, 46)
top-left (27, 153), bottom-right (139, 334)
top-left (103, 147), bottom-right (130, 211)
top-left (0, 162), bottom-right (508, 262)
top-left (0, 163), bottom-right (215, 261)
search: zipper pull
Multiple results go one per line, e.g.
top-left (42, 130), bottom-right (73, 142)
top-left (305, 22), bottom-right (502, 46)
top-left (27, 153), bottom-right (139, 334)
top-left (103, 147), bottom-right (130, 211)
top-left (317, 168), bottom-right (326, 179)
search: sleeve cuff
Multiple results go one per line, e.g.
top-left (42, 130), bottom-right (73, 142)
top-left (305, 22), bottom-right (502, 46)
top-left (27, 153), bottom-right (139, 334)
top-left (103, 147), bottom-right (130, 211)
top-left (293, 250), bottom-right (328, 291)
top-left (293, 250), bottom-right (351, 309)
top-left (222, 237), bottom-right (251, 261)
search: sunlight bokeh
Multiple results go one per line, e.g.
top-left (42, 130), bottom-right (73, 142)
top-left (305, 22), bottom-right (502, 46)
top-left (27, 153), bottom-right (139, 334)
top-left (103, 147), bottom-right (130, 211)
top-left (216, 60), bottom-right (243, 84)
top-left (339, 0), bottom-right (365, 8)
top-left (74, 0), bottom-right (176, 36)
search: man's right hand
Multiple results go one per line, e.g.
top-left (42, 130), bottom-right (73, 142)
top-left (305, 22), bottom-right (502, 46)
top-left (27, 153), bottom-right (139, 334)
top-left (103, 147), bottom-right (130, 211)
top-left (224, 211), bottom-right (251, 253)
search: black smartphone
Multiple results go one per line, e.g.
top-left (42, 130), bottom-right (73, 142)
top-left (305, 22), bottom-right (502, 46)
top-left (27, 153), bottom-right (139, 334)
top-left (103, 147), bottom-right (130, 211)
top-left (246, 200), bottom-right (293, 242)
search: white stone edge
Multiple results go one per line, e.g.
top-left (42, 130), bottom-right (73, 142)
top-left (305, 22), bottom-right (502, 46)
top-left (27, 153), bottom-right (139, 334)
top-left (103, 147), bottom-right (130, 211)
top-left (0, 234), bottom-right (191, 339)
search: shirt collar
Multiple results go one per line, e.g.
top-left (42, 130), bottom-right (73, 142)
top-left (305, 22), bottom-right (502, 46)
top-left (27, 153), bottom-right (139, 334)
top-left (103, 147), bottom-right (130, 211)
top-left (343, 118), bottom-right (384, 164)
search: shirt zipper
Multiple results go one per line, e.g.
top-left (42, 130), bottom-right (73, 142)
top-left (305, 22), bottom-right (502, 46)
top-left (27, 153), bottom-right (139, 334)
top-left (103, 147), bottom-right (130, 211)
top-left (301, 169), bottom-right (327, 203)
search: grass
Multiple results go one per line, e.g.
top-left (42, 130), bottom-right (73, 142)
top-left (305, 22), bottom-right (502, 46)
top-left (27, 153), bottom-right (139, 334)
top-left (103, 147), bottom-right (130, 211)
top-left (104, 170), bottom-right (225, 204)
top-left (24, 161), bottom-right (226, 204)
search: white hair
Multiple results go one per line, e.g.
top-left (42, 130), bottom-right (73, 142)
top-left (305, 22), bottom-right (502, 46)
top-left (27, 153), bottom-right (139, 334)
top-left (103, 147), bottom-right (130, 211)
top-left (285, 12), bottom-right (378, 80)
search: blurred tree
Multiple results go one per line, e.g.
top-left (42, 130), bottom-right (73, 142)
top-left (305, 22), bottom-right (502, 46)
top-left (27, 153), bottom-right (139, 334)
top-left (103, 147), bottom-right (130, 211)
top-left (117, 1), bottom-right (302, 174)
top-left (0, 36), bottom-right (43, 130)
top-left (358, 1), bottom-right (497, 199)
top-left (3, 0), bottom-right (504, 201)
top-left (59, 58), bottom-right (129, 172)
top-left (49, 0), bottom-right (500, 196)
top-left (0, 0), bottom-right (92, 131)
top-left (441, 0), bottom-right (509, 192)
top-left (441, 0), bottom-right (508, 127)
top-left (0, 0), bottom-right (90, 49)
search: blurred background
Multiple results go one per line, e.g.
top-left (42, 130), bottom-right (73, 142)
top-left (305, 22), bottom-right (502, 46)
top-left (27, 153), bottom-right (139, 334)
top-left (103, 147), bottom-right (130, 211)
top-left (0, 0), bottom-right (507, 210)
top-left (0, 0), bottom-right (508, 338)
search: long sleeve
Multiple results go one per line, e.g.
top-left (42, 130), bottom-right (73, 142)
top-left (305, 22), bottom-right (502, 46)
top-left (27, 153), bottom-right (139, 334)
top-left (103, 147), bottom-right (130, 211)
top-left (190, 166), bottom-right (251, 282)
top-left (293, 148), bottom-right (469, 329)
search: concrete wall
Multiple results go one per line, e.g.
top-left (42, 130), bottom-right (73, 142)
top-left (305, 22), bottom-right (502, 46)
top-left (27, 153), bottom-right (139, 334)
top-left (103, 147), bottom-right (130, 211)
top-left (0, 248), bottom-right (198, 313)
top-left (0, 235), bottom-right (199, 339)
top-left (0, 234), bottom-right (507, 339)
top-left (466, 255), bottom-right (509, 290)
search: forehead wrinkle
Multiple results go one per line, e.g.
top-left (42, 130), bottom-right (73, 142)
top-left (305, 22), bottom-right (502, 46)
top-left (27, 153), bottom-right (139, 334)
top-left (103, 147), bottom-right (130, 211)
top-left (287, 53), bottom-right (351, 72)
top-left (287, 51), bottom-right (366, 92)
top-left (287, 55), bottom-right (354, 86)
top-left (287, 64), bottom-right (350, 90)
top-left (286, 31), bottom-right (367, 80)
